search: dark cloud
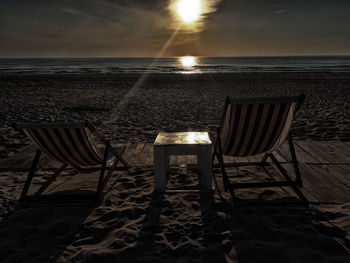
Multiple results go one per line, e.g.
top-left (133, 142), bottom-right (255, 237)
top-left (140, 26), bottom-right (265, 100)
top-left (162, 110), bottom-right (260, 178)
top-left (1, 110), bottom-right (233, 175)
top-left (198, 0), bottom-right (350, 56)
top-left (0, 0), bottom-right (349, 57)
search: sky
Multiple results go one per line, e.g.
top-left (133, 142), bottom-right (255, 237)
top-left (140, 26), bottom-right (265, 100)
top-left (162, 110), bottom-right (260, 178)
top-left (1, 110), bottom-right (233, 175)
top-left (0, 0), bottom-right (349, 58)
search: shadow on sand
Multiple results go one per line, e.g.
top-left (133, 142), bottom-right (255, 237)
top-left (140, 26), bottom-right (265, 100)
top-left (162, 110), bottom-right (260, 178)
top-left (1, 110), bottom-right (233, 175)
top-left (0, 204), bottom-right (92, 262)
top-left (0, 166), bottom-right (349, 262)
top-left (216, 199), bottom-right (350, 263)
top-left (117, 191), bottom-right (227, 263)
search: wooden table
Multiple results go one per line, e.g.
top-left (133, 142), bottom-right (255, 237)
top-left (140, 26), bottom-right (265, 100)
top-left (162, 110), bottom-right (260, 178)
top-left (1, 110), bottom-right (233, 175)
top-left (153, 132), bottom-right (212, 191)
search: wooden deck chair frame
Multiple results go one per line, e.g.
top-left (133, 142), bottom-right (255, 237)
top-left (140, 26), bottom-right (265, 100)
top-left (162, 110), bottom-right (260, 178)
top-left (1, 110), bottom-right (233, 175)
top-left (13, 120), bottom-right (130, 205)
top-left (212, 95), bottom-right (308, 206)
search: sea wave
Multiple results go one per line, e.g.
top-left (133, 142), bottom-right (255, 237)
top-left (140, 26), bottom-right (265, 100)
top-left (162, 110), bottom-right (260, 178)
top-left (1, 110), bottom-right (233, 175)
top-left (1, 56), bottom-right (350, 74)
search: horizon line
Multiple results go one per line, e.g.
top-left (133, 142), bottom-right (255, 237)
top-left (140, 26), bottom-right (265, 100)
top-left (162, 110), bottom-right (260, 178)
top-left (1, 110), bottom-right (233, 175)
top-left (1, 54), bottom-right (350, 59)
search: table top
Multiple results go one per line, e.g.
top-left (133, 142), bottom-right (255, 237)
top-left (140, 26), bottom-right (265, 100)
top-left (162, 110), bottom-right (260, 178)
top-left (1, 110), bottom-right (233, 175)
top-left (154, 132), bottom-right (212, 146)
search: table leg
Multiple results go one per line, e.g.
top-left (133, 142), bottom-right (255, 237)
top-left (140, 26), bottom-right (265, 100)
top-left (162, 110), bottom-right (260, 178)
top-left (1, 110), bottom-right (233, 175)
top-left (166, 153), bottom-right (171, 175)
top-left (198, 145), bottom-right (213, 191)
top-left (154, 146), bottom-right (167, 191)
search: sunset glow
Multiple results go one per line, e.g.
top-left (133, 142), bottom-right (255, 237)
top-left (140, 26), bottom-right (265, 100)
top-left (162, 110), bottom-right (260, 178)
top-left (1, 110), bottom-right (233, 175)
top-left (177, 0), bottom-right (201, 24)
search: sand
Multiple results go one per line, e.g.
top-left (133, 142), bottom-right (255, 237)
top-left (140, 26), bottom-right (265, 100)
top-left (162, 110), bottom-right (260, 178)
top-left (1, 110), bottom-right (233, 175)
top-left (0, 72), bottom-right (350, 262)
top-left (0, 72), bottom-right (349, 159)
top-left (0, 162), bottom-right (349, 262)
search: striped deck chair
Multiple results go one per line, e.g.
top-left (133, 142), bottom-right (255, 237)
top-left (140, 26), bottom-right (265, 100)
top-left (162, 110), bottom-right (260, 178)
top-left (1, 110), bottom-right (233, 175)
top-left (212, 94), bottom-right (308, 206)
top-left (13, 120), bottom-right (129, 204)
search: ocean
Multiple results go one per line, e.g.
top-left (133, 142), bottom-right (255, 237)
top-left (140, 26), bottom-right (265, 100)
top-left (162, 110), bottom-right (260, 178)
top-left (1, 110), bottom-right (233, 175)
top-left (0, 56), bottom-right (350, 74)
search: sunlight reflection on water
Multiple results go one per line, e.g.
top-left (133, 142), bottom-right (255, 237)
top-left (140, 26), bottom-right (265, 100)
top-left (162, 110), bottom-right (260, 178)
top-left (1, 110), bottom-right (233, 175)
top-left (179, 56), bottom-right (200, 73)
top-left (180, 56), bottom-right (197, 67)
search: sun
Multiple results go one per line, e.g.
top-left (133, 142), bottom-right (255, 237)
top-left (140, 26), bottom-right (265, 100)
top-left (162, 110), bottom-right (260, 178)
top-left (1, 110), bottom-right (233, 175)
top-left (177, 0), bottom-right (202, 24)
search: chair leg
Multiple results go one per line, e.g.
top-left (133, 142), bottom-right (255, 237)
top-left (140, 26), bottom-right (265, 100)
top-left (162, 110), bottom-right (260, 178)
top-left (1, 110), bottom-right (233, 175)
top-left (215, 127), bottom-right (241, 204)
top-left (216, 127), bottom-right (229, 192)
top-left (211, 140), bottom-right (217, 164)
top-left (260, 153), bottom-right (269, 164)
top-left (20, 149), bottom-right (41, 202)
top-left (288, 133), bottom-right (303, 187)
top-left (217, 154), bottom-right (228, 191)
top-left (217, 153), bottom-right (239, 205)
top-left (34, 163), bottom-right (67, 197)
top-left (109, 145), bottom-right (129, 169)
top-left (269, 153), bottom-right (308, 205)
top-left (96, 155), bottom-right (121, 202)
top-left (96, 141), bottom-right (109, 201)
top-left (103, 159), bottom-right (120, 188)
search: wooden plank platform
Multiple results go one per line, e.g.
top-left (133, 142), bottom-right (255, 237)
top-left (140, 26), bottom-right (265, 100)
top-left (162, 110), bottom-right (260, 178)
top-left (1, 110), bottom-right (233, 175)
top-left (0, 140), bottom-right (349, 203)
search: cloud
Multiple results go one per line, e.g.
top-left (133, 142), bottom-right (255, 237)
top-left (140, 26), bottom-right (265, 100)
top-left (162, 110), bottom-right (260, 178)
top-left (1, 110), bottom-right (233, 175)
top-left (0, 0), bottom-right (349, 57)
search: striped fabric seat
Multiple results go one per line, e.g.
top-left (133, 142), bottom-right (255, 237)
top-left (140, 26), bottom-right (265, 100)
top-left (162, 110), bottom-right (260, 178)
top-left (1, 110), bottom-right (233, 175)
top-left (13, 121), bottom-right (129, 204)
top-left (213, 95), bottom-right (308, 206)
top-left (220, 97), bottom-right (299, 157)
top-left (23, 124), bottom-right (104, 168)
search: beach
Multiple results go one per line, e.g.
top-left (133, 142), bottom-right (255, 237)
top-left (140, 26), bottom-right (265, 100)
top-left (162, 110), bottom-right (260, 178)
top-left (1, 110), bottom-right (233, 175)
top-left (0, 72), bottom-right (350, 262)
top-left (1, 72), bottom-right (349, 159)
top-left (1, 0), bottom-right (350, 260)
